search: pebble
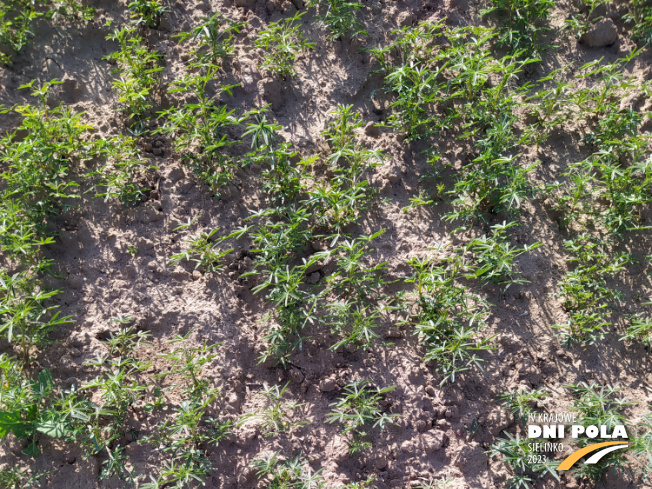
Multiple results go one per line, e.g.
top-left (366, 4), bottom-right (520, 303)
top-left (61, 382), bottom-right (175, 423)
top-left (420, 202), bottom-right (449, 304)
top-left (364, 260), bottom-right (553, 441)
top-left (580, 19), bottom-right (618, 47)
top-left (319, 377), bottom-right (337, 392)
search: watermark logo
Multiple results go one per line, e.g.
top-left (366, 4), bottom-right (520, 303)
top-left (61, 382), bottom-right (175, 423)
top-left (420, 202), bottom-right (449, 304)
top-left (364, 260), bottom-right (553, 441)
top-left (527, 412), bottom-right (629, 471)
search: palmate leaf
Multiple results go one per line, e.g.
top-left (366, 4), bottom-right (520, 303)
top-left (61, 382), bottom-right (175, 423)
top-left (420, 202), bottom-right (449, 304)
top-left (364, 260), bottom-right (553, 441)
top-left (0, 410), bottom-right (30, 439)
top-left (36, 417), bottom-right (69, 438)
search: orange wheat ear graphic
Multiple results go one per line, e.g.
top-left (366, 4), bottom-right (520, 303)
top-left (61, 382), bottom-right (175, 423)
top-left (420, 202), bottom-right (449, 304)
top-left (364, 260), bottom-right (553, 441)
top-left (556, 441), bottom-right (629, 471)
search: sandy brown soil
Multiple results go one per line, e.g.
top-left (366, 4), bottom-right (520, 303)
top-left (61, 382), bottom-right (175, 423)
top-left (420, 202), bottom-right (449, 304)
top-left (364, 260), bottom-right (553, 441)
top-left (2, 0), bottom-right (652, 488)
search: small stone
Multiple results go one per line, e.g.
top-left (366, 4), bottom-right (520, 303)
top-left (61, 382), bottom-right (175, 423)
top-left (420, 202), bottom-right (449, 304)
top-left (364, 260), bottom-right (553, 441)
top-left (364, 121), bottom-right (380, 138)
top-left (386, 172), bottom-right (400, 184)
top-left (258, 78), bottom-right (283, 110)
top-left (422, 431), bottom-right (447, 453)
top-left (397, 11), bottom-right (414, 27)
top-left (306, 271), bottom-right (320, 284)
top-left (319, 377), bottom-right (337, 392)
top-left (580, 19), bottom-right (618, 47)
top-left (240, 61), bottom-right (261, 94)
top-left (44, 58), bottom-right (63, 78)
top-left (288, 367), bottom-right (304, 384)
top-left (62, 77), bottom-right (80, 103)
top-left (235, 0), bottom-right (256, 7)
top-left (168, 166), bottom-right (185, 183)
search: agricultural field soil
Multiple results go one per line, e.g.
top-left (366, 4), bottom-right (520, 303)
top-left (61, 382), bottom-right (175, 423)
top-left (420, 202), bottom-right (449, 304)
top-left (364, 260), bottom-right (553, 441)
top-left (2, 0), bottom-right (652, 488)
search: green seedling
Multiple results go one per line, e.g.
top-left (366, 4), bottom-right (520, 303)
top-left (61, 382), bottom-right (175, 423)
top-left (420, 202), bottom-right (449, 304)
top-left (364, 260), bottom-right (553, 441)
top-left (0, 355), bottom-right (79, 456)
top-left (309, 105), bottom-right (384, 234)
top-left (0, 0), bottom-right (42, 64)
top-left (0, 79), bottom-right (97, 367)
top-left (488, 431), bottom-right (560, 489)
top-left (0, 270), bottom-right (73, 368)
top-left (241, 382), bottom-right (307, 437)
top-left (169, 218), bottom-right (238, 275)
top-left (625, 0), bottom-right (652, 45)
top-left (175, 13), bottom-right (244, 68)
top-left (325, 379), bottom-right (399, 454)
top-left (308, 0), bottom-right (366, 40)
top-left (552, 235), bottom-right (630, 346)
top-left (51, 0), bottom-right (95, 21)
top-left (565, 0), bottom-right (611, 37)
top-left (0, 465), bottom-right (46, 488)
top-left (565, 382), bottom-right (632, 481)
top-left (78, 327), bottom-right (151, 483)
top-left (481, 0), bottom-right (554, 55)
top-left (141, 331), bottom-right (230, 488)
top-left (105, 26), bottom-right (163, 127)
top-left (156, 66), bottom-right (244, 197)
top-left (415, 478), bottom-right (454, 489)
top-left (404, 246), bottom-right (494, 385)
top-left (253, 11), bottom-right (315, 77)
top-left (498, 386), bottom-right (549, 427)
top-left (88, 135), bottom-right (157, 207)
top-left (128, 0), bottom-right (168, 28)
top-left (523, 65), bottom-right (573, 146)
top-left (621, 312), bottom-right (652, 351)
top-left (466, 221), bottom-right (542, 290)
top-left (252, 451), bottom-right (325, 489)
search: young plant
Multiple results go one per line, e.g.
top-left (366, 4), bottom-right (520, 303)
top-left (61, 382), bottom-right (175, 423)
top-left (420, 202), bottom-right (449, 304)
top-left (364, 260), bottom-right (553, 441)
top-left (625, 0), bottom-right (652, 46)
top-left (498, 386), bottom-right (549, 427)
top-left (128, 0), bottom-right (168, 28)
top-left (565, 382), bottom-right (632, 481)
top-left (142, 331), bottom-right (231, 488)
top-left (0, 355), bottom-right (86, 457)
top-left (252, 451), bottom-right (325, 489)
top-left (466, 221), bottom-right (542, 290)
top-left (0, 465), bottom-right (46, 488)
top-left (89, 135), bottom-right (157, 207)
top-left (241, 382), bottom-right (307, 437)
top-left (253, 11), bottom-right (315, 77)
top-left (174, 13), bottom-right (244, 68)
top-left (105, 26), bottom-right (163, 128)
top-left (620, 312), bottom-right (652, 352)
top-left (0, 0), bottom-right (42, 64)
top-left (488, 432), bottom-right (560, 489)
top-left (51, 0), bottom-right (95, 21)
top-left (480, 0), bottom-right (554, 55)
top-left (325, 379), bottom-right (399, 454)
top-left (169, 218), bottom-right (247, 275)
top-left (1, 79), bottom-right (96, 220)
top-left (77, 327), bottom-right (151, 483)
top-left (523, 66), bottom-right (573, 146)
top-left (309, 105), bottom-right (384, 234)
top-left (403, 247), bottom-right (494, 385)
top-left (415, 478), bottom-right (454, 489)
top-left (308, 0), bottom-right (367, 40)
top-left (629, 412), bottom-right (652, 481)
top-left (0, 79), bottom-right (97, 367)
top-left (552, 235), bottom-right (630, 346)
top-left (320, 231), bottom-right (393, 352)
top-left (0, 270), bottom-right (73, 368)
top-left (156, 66), bottom-right (244, 197)
top-left (565, 0), bottom-right (612, 38)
